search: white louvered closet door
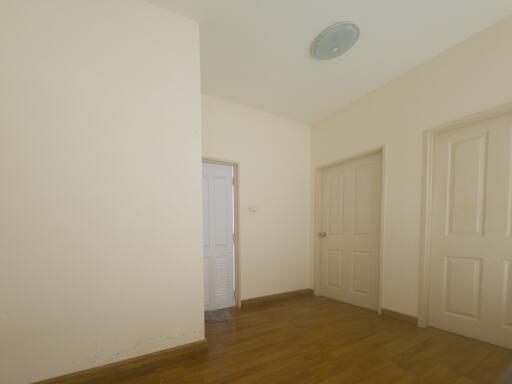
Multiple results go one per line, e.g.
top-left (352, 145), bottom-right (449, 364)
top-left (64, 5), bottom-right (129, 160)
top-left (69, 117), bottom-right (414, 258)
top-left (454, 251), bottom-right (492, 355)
top-left (202, 162), bottom-right (235, 311)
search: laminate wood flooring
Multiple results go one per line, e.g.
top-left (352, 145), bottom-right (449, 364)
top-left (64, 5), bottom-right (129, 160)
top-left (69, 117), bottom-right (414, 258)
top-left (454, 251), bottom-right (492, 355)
top-left (114, 296), bottom-right (512, 384)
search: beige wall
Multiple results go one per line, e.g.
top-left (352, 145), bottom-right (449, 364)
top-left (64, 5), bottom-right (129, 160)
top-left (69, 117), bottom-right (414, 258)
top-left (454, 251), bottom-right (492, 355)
top-left (202, 95), bottom-right (311, 299)
top-left (312, 17), bottom-right (512, 317)
top-left (0, 1), bottom-right (203, 383)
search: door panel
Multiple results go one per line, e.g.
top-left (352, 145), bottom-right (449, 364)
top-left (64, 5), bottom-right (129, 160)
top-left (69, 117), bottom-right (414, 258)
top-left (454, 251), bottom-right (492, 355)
top-left (202, 176), bottom-right (210, 247)
top-left (214, 177), bottom-right (230, 246)
top-left (328, 172), bottom-right (344, 235)
top-left (352, 250), bottom-right (371, 295)
top-left (505, 260), bottom-right (512, 327)
top-left (354, 163), bottom-right (376, 235)
top-left (320, 152), bottom-right (381, 311)
top-left (446, 134), bottom-right (487, 236)
top-left (213, 256), bottom-right (232, 303)
top-left (443, 256), bottom-right (482, 319)
top-left (429, 112), bottom-right (512, 349)
top-left (203, 163), bottom-right (235, 311)
top-left (204, 258), bottom-right (210, 309)
top-left (327, 249), bottom-right (343, 288)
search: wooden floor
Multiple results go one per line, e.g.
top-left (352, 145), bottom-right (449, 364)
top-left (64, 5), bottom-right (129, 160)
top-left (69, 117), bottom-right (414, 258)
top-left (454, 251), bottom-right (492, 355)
top-left (116, 296), bottom-right (511, 384)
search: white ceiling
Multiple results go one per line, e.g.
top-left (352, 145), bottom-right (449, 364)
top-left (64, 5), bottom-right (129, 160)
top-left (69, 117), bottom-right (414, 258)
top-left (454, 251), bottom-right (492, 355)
top-left (148, 0), bottom-right (512, 123)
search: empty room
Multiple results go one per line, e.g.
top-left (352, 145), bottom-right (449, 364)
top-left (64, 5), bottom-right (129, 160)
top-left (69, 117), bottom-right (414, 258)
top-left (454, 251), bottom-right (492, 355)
top-left (2, 1), bottom-right (512, 383)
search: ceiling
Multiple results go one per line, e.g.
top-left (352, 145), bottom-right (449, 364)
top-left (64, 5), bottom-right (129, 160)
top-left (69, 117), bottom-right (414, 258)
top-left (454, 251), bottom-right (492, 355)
top-left (148, 0), bottom-right (512, 123)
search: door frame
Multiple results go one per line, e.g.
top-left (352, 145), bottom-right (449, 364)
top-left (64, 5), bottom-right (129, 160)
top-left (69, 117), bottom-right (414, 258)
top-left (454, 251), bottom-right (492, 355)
top-left (202, 157), bottom-right (241, 309)
top-left (313, 146), bottom-right (386, 314)
top-left (418, 102), bottom-right (512, 327)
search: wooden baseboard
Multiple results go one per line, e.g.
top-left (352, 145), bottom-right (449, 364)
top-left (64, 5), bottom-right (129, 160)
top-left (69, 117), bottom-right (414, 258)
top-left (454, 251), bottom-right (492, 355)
top-left (241, 289), bottom-right (314, 310)
top-left (35, 339), bottom-right (208, 384)
top-left (381, 308), bottom-right (418, 325)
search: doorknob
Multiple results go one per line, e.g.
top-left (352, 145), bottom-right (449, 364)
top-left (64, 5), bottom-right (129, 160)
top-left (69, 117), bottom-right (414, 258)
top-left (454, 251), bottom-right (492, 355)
top-left (318, 232), bottom-right (327, 238)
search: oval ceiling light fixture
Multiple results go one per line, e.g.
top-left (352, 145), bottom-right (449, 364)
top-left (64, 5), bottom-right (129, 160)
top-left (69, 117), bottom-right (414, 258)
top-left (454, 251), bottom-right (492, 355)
top-left (311, 22), bottom-right (360, 60)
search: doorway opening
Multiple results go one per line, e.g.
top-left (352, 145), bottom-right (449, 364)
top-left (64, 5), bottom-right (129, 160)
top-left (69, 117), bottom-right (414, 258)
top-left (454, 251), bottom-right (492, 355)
top-left (202, 159), bottom-right (240, 320)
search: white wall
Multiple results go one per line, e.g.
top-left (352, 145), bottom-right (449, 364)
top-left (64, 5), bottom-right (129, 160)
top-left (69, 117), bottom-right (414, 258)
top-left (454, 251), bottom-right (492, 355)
top-left (312, 17), bottom-right (512, 317)
top-left (0, 1), bottom-right (204, 383)
top-left (202, 95), bottom-right (311, 300)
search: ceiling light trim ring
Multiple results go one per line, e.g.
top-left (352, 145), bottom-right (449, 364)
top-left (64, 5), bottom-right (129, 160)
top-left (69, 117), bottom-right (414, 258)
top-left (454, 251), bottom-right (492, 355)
top-left (311, 21), bottom-right (360, 61)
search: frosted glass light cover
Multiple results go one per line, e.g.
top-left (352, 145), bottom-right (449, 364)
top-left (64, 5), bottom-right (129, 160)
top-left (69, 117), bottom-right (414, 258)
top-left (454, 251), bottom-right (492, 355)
top-left (311, 22), bottom-right (360, 60)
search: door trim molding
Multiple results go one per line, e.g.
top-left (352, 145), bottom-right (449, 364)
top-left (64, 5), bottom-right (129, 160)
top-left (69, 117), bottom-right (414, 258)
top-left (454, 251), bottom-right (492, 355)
top-left (419, 102), bottom-right (512, 328)
top-left (202, 157), bottom-right (241, 309)
top-left (313, 146), bottom-right (386, 314)
top-left (381, 308), bottom-right (418, 325)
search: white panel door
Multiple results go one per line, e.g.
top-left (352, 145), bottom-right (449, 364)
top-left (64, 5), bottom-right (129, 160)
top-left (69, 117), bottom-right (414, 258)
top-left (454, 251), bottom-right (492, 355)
top-left (429, 112), bottom-right (512, 349)
top-left (319, 152), bottom-right (381, 311)
top-left (202, 162), bottom-right (235, 311)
